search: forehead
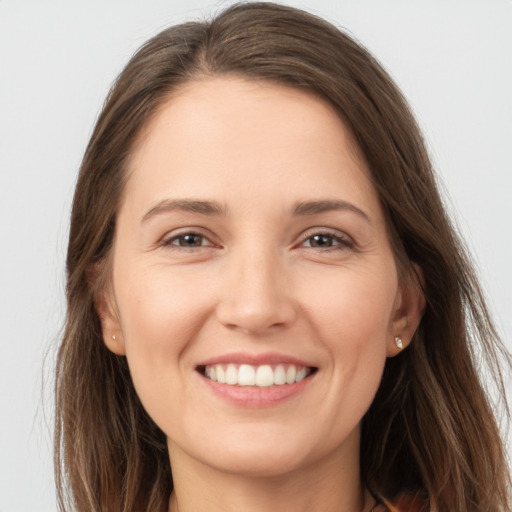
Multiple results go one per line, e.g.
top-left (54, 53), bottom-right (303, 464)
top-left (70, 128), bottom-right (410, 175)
top-left (123, 76), bottom-right (380, 218)
top-left (132, 76), bottom-right (366, 165)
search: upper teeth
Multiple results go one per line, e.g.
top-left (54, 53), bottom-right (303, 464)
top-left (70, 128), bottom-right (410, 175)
top-left (204, 364), bottom-right (311, 387)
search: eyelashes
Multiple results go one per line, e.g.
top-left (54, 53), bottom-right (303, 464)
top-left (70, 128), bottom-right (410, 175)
top-left (164, 233), bottom-right (211, 248)
top-left (160, 228), bottom-right (355, 253)
top-left (298, 229), bottom-right (355, 251)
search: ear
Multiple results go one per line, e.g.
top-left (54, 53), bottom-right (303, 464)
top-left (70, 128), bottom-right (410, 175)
top-left (92, 270), bottom-right (126, 356)
top-left (387, 263), bottom-right (426, 357)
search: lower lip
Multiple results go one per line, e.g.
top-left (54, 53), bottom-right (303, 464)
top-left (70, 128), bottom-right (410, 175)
top-left (198, 372), bottom-right (314, 407)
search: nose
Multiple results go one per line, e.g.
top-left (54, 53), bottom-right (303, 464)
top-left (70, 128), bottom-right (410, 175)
top-left (215, 248), bottom-right (297, 335)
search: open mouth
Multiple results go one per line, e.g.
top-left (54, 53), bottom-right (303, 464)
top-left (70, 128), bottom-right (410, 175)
top-left (197, 363), bottom-right (317, 387)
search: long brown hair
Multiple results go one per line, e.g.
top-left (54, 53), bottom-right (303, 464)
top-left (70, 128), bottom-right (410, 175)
top-left (55, 3), bottom-right (511, 511)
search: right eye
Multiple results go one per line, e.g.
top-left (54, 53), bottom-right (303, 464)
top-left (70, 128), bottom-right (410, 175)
top-left (161, 232), bottom-right (212, 249)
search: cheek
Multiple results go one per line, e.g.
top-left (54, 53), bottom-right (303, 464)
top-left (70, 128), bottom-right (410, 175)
top-left (112, 265), bottom-right (211, 411)
top-left (116, 264), bottom-right (208, 347)
top-left (301, 265), bottom-right (396, 406)
top-left (302, 264), bottom-right (397, 345)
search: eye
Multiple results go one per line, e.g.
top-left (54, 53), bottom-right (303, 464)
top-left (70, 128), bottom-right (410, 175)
top-left (162, 232), bottom-right (212, 249)
top-left (300, 231), bottom-right (354, 250)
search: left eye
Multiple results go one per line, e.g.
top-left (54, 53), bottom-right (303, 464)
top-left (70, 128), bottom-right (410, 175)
top-left (165, 233), bottom-right (210, 248)
top-left (301, 233), bottom-right (352, 249)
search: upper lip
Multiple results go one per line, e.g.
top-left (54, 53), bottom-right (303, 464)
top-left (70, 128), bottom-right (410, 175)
top-left (197, 352), bottom-right (316, 368)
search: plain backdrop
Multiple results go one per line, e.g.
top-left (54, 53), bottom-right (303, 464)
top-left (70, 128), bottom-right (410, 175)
top-left (1, 1), bottom-right (511, 510)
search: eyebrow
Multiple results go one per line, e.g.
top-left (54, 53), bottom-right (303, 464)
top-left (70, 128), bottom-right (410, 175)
top-left (141, 198), bottom-right (370, 223)
top-left (292, 200), bottom-right (371, 223)
top-left (142, 199), bottom-right (228, 223)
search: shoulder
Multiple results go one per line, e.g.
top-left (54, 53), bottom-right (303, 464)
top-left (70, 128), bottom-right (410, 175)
top-left (373, 493), bottom-right (427, 512)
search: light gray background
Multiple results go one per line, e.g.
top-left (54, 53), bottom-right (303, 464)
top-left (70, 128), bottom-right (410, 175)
top-left (1, 1), bottom-right (511, 510)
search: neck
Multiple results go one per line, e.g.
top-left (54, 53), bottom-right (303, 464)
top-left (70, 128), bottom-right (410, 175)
top-left (167, 431), bottom-right (372, 512)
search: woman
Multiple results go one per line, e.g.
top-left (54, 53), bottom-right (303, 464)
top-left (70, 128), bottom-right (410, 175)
top-left (54, 3), bottom-right (511, 511)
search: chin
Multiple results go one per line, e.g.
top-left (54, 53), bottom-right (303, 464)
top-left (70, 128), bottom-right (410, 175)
top-left (203, 444), bottom-right (312, 478)
top-left (171, 419), bottom-right (359, 479)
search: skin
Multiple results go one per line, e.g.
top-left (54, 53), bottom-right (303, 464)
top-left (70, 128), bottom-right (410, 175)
top-left (99, 77), bottom-right (424, 512)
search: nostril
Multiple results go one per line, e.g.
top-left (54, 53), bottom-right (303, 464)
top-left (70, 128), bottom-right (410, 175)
top-left (215, 284), bottom-right (297, 334)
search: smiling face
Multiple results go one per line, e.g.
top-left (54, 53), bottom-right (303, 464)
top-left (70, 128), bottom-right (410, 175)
top-left (99, 76), bottom-right (422, 479)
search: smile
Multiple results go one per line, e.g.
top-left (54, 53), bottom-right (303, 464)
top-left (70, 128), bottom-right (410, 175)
top-left (200, 364), bottom-right (315, 387)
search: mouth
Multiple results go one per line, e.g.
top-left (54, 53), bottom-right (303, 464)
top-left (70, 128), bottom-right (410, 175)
top-left (197, 363), bottom-right (317, 387)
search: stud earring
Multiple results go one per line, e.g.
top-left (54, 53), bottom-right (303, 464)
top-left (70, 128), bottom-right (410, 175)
top-left (394, 336), bottom-right (403, 349)
top-left (112, 335), bottom-right (116, 341)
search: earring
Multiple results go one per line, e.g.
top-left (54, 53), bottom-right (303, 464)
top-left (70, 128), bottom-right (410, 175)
top-left (112, 335), bottom-right (116, 341)
top-left (394, 336), bottom-right (403, 349)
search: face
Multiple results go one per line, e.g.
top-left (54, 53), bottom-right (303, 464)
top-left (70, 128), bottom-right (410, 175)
top-left (100, 77), bottom-right (421, 478)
